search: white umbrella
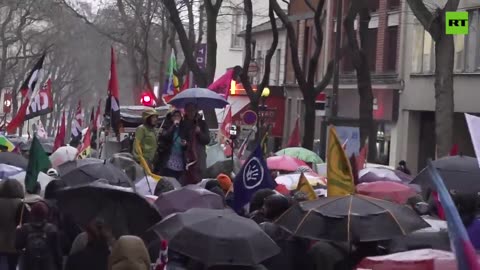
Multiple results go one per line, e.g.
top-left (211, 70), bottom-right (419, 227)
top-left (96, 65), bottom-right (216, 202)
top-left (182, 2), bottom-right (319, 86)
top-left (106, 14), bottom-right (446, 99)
top-left (0, 164), bottom-right (24, 179)
top-left (275, 173), bottom-right (326, 190)
top-left (10, 171), bottom-right (54, 197)
top-left (50, 146), bottom-right (78, 169)
top-left (135, 176), bottom-right (181, 196)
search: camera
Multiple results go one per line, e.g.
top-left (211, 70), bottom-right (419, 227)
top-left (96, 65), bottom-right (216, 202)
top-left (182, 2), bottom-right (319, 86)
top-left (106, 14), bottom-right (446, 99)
top-left (229, 125), bottom-right (238, 140)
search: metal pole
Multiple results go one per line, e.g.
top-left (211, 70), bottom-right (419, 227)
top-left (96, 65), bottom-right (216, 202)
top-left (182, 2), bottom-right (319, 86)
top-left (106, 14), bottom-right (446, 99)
top-left (331, 0), bottom-right (343, 118)
top-left (320, 0), bottom-right (343, 159)
top-left (231, 140), bottom-right (234, 174)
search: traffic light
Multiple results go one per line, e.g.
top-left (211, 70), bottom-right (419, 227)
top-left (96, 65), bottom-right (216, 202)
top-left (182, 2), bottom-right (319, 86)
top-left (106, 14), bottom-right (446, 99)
top-left (140, 92), bottom-right (156, 107)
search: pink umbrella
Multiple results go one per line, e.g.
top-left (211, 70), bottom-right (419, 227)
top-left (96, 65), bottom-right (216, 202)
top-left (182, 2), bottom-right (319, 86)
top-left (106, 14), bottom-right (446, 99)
top-left (356, 181), bottom-right (417, 204)
top-left (267, 155), bottom-right (307, 171)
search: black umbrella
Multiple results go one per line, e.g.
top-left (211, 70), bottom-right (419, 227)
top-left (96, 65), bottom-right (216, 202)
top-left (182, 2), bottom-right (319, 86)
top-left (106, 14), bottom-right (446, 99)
top-left (56, 182), bottom-right (161, 237)
top-left (275, 195), bottom-right (429, 242)
top-left (57, 158), bottom-right (103, 176)
top-left (0, 152), bottom-right (28, 169)
top-left (411, 156), bottom-right (480, 193)
top-left (152, 208), bottom-right (280, 266)
top-left (60, 162), bottom-right (133, 188)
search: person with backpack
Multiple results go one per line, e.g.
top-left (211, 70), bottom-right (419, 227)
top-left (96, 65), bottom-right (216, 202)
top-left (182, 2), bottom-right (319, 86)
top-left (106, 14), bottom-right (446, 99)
top-left (15, 201), bottom-right (62, 270)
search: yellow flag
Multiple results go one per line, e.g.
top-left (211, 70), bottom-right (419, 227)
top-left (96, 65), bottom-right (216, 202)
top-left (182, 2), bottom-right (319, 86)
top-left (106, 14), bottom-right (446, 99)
top-left (296, 173), bottom-right (317, 200)
top-left (327, 126), bottom-right (354, 196)
top-left (134, 139), bottom-right (162, 181)
top-left (77, 147), bottom-right (91, 159)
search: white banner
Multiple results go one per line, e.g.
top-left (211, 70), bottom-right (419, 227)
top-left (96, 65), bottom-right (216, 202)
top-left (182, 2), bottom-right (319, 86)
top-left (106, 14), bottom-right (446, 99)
top-left (464, 113), bottom-right (480, 167)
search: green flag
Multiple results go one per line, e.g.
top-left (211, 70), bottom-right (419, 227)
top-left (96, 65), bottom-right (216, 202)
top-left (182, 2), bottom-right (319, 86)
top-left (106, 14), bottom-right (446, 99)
top-left (25, 135), bottom-right (51, 193)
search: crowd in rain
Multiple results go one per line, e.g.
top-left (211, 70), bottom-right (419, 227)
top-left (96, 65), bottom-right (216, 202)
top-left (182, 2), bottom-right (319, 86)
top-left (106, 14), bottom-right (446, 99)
top-left (0, 106), bottom-right (479, 270)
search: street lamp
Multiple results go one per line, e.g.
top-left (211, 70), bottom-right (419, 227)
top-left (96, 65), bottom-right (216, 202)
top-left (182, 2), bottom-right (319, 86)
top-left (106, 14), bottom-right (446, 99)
top-left (262, 87), bottom-right (270, 97)
top-left (258, 87), bottom-right (271, 144)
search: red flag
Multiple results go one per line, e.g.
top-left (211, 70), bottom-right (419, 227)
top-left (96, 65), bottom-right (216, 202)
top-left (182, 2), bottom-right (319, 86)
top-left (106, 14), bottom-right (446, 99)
top-left (181, 74), bottom-right (190, 91)
top-left (76, 127), bottom-right (91, 158)
top-left (93, 100), bottom-right (102, 131)
top-left (220, 106), bottom-right (233, 156)
top-left (25, 78), bottom-right (53, 120)
top-left (449, 144), bottom-right (459, 156)
top-left (287, 117), bottom-right (301, 147)
top-left (7, 54), bottom-right (45, 134)
top-left (53, 111), bottom-right (66, 151)
top-left (105, 47), bottom-right (120, 135)
top-left (71, 101), bottom-right (83, 140)
top-left (208, 69), bottom-right (234, 98)
top-left (356, 140), bottom-right (368, 170)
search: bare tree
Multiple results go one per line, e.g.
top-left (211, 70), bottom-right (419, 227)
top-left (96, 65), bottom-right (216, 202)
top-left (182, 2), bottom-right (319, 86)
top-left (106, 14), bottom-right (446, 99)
top-left (272, 0), bottom-right (334, 150)
top-left (163, 0), bottom-right (223, 87)
top-left (240, 0), bottom-right (278, 114)
top-left (343, 0), bottom-right (376, 161)
top-left (406, 0), bottom-right (459, 157)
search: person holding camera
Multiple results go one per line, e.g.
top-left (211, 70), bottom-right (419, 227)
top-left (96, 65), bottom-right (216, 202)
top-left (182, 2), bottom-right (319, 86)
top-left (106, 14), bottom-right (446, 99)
top-left (156, 110), bottom-right (187, 181)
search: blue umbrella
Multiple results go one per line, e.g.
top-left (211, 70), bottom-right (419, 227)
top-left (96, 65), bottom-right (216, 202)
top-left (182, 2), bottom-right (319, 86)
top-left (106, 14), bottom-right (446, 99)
top-left (168, 88), bottom-right (229, 109)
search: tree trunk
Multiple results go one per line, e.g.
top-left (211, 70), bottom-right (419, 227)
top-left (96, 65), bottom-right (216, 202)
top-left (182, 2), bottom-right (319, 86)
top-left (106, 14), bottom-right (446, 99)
top-left (434, 34), bottom-right (454, 157)
top-left (205, 7), bottom-right (218, 85)
top-left (302, 96), bottom-right (316, 150)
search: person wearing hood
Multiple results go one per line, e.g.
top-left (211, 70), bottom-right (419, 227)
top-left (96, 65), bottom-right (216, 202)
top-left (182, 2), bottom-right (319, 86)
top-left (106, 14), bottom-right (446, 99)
top-left (0, 179), bottom-right (25, 270)
top-left (156, 109), bottom-right (187, 180)
top-left (15, 201), bottom-right (62, 270)
top-left (108, 235), bottom-right (151, 270)
top-left (182, 102), bottom-right (210, 184)
top-left (133, 108), bottom-right (159, 169)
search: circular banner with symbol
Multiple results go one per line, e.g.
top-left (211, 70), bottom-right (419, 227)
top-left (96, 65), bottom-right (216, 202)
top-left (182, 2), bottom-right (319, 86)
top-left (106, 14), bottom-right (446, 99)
top-left (242, 110), bottom-right (257, 125)
top-left (242, 157), bottom-right (264, 189)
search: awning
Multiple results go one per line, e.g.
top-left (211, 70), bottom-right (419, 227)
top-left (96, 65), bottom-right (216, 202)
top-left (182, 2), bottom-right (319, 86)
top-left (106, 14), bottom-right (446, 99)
top-left (215, 96), bottom-right (250, 124)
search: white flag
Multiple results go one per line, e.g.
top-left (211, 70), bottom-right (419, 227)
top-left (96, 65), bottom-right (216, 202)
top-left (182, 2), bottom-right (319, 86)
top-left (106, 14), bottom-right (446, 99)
top-left (464, 113), bottom-right (480, 167)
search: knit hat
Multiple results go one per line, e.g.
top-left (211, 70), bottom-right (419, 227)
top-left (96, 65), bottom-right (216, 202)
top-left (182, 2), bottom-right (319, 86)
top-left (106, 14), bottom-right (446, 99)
top-left (30, 201), bottom-right (49, 222)
top-left (216, 173), bottom-right (232, 193)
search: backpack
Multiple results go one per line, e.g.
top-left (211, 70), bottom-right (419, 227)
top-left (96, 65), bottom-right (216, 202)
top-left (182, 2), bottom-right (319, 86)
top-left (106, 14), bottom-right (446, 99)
top-left (25, 224), bottom-right (49, 261)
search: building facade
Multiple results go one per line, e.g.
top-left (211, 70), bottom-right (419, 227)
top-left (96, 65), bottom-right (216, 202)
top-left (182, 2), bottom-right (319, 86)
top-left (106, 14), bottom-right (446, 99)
top-left (214, 0), bottom-right (287, 80)
top-left (391, 0), bottom-right (480, 173)
top-left (284, 0), bottom-right (403, 161)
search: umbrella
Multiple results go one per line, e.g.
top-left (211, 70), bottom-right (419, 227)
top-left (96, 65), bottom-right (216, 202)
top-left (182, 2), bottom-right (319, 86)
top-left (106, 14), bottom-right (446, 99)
top-left (21, 138), bottom-right (54, 153)
top-left (275, 173), bottom-right (326, 190)
top-left (267, 156), bottom-right (307, 171)
top-left (108, 153), bottom-right (145, 182)
top-left (411, 155), bottom-right (480, 193)
top-left (357, 249), bottom-right (475, 270)
top-left (154, 185), bottom-right (224, 217)
top-left (57, 158), bottom-right (102, 176)
top-left (135, 176), bottom-right (181, 196)
top-left (152, 208), bottom-right (280, 266)
top-left (60, 162), bottom-right (133, 188)
top-left (56, 182), bottom-right (161, 237)
top-left (0, 152), bottom-right (28, 169)
top-left (275, 147), bottom-right (323, 163)
top-left (356, 181), bottom-right (417, 204)
top-left (49, 146), bottom-right (78, 168)
top-left (168, 88), bottom-right (229, 109)
top-left (275, 195), bottom-right (429, 242)
top-left (0, 164), bottom-right (24, 179)
top-left (10, 172), bottom-right (53, 197)
top-left (359, 167), bottom-right (412, 183)
top-left (0, 135), bottom-right (15, 152)
top-left (294, 166), bottom-right (314, 174)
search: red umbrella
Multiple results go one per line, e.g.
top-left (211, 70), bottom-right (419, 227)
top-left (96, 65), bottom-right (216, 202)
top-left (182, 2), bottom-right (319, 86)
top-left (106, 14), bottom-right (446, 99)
top-left (267, 155), bottom-right (307, 171)
top-left (356, 181), bottom-right (417, 204)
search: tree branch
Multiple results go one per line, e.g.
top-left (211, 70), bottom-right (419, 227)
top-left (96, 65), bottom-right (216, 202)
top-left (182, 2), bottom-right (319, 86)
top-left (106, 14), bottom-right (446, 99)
top-left (240, 0), bottom-right (256, 102)
top-left (405, 0), bottom-right (442, 41)
top-left (272, 0), bottom-right (308, 91)
top-left (258, 0), bottom-right (279, 96)
top-left (306, 0), bottom-right (325, 88)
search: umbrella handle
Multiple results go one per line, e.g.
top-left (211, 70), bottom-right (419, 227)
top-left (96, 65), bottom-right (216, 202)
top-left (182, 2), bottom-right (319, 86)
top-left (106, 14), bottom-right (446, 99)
top-left (18, 203), bottom-right (25, 227)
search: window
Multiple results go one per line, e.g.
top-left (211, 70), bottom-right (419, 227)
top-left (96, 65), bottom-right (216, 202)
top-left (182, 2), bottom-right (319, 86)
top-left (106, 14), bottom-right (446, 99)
top-left (454, 34), bottom-right (465, 72)
top-left (411, 23), bottom-right (424, 73)
top-left (365, 28), bottom-right (378, 71)
top-left (385, 26), bottom-right (398, 71)
top-left (387, 0), bottom-right (401, 10)
top-left (231, 8), bottom-right (245, 48)
top-left (368, 0), bottom-right (380, 12)
top-left (422, 31), bottom-right (434, 72)
top-left (275, 49), bottom-right (281, 85)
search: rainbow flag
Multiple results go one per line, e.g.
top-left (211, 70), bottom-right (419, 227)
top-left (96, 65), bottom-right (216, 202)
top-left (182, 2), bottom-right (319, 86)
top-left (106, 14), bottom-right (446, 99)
top-left (427, 159), bottom-right (480, 270)
top-left (163, 51), bottom-right (179, 96)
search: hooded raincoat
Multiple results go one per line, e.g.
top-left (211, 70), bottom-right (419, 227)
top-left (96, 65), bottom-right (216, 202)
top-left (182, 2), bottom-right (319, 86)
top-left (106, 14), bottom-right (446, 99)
top-left (0, 179), bottom-right (24, 254)
top-left (133, 109), bottom-right (159, 165)
top-left (108, 235), bottom-right (151, 270)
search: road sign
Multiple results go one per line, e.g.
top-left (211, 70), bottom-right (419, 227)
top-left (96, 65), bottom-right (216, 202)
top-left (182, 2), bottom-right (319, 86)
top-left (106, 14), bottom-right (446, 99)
top-left (242, 110), bottom-right (257, 125)
top-left (247, 62), bottom-right (259, 77)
